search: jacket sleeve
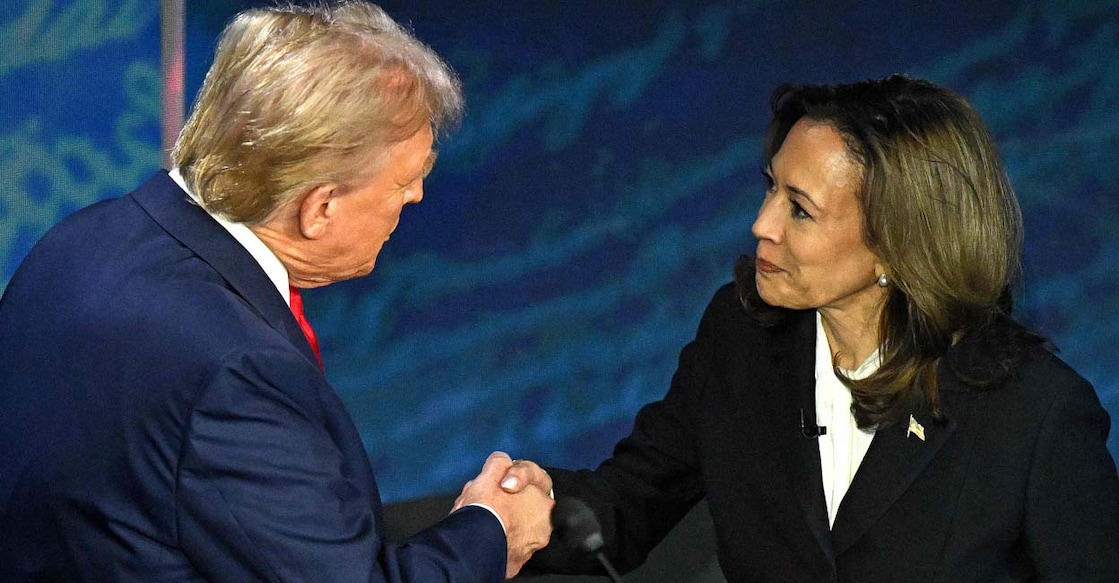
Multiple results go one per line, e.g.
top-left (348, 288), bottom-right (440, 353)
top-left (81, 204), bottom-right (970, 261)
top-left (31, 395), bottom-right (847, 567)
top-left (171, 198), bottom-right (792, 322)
top-left (1021, 370), bottom-right (1119, 580)
top-left (528, 286), bottom-right (735, 575)
top-left (175, 346), bottom-right (507, 583)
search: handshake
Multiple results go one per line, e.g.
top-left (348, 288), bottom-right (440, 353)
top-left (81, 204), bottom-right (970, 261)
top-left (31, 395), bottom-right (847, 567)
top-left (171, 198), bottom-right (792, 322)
top-left (451, 452), bottom-right (555, 579)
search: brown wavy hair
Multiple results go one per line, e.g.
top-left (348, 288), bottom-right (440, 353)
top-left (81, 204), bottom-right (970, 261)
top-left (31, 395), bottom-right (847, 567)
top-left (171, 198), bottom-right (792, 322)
top-left (738, 75), bottom-right (1039, 428)
top-left (172, 1), bottom-right (463, 225)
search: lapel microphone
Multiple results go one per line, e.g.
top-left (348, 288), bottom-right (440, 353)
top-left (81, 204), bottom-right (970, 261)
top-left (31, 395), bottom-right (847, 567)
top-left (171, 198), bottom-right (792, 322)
top-left (800, 408), bottom-right (827, 439)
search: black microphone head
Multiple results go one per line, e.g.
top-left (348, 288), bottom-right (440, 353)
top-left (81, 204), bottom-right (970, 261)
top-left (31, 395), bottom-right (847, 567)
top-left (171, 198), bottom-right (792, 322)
top-left (551, 496), bottom-right (605, 553)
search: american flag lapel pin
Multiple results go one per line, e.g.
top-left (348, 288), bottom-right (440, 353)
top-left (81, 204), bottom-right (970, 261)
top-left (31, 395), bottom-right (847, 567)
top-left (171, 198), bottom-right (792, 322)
top-left (907, 414), bottom-right (926, 441)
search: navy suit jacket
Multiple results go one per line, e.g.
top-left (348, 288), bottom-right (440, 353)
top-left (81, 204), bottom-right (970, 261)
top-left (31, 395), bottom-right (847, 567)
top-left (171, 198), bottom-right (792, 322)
top-left (531, 283), bottom-right (1119, 582)
top-left (0, 172), bottom-right (506, 582)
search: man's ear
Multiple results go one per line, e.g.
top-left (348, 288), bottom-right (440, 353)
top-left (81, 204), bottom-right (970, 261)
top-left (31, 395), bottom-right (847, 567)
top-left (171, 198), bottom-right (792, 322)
top-left (298, 183), bottom-right (338, 240)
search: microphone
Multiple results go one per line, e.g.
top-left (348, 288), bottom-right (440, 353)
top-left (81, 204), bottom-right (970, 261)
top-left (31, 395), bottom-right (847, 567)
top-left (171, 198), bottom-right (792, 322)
top-left (800, 408), bottom-right (827, 439)
top-left (551, 497), bottom-right (623, 583)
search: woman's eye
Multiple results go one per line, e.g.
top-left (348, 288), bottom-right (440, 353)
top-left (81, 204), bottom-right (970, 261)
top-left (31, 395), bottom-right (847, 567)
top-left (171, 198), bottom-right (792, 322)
top-left (791, 200), bottom-right (811, 220)
top-left (760, 170), bottom-right (776, 193)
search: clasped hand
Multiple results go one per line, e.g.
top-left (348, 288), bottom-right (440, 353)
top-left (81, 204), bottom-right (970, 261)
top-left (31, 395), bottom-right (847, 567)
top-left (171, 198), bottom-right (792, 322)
top-left (452, 452), bottom-right (554, 579)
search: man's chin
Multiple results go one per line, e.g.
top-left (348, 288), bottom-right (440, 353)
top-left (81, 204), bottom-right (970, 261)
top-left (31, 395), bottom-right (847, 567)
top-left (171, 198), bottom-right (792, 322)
top-left (351, 261), bottom-right (377, 279)
top-left (301, 256), bottom-right (379, 285)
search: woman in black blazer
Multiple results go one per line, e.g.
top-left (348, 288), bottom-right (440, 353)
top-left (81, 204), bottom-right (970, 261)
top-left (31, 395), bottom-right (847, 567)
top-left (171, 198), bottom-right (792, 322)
top-left (522, 75), bottom-right (1119, 581)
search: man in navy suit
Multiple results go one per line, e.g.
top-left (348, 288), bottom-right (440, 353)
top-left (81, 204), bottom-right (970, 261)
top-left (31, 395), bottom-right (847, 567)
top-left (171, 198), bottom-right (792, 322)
top-left (0, 2), bottom-right (553, 581)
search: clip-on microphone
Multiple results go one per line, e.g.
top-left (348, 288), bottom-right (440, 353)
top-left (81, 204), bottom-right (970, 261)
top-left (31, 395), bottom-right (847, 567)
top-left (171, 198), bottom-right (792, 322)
top-left (801, 408), bottom-right (827, 439)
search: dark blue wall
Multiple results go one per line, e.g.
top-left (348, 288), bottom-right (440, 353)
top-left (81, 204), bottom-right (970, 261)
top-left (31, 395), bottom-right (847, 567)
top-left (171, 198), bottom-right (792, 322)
top-left (3, 1), bottom-right (1117, 502)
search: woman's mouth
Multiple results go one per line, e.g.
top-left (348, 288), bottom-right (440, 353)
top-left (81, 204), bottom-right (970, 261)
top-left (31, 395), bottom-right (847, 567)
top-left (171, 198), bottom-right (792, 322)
top-left (755, 258), bottom-right (781, 274)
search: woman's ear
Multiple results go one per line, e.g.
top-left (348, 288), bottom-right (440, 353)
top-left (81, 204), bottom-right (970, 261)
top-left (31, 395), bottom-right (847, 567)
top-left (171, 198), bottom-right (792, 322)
top-left (872, 257), bottom-right (891, 287)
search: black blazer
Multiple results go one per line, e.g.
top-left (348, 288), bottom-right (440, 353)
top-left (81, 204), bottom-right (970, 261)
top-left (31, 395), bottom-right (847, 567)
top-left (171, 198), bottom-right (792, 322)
top-left (0, 172), bottom-right (506, 582)
top-left (533, 283), bottom-right (1119, 582)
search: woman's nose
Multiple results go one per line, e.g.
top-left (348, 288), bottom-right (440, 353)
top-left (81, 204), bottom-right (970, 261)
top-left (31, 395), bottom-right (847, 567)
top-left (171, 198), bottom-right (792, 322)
top-left (751, 197), bottom-right (781, 243)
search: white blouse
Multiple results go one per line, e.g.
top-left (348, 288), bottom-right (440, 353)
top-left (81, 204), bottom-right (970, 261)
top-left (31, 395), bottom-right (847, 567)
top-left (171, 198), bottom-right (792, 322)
top-left (814, 311), bottom-right (880, 528)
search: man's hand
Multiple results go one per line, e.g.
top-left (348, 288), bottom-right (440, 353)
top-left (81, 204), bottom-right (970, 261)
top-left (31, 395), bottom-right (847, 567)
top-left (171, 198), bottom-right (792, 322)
top-left (453, 452), bottom-right (554, 579)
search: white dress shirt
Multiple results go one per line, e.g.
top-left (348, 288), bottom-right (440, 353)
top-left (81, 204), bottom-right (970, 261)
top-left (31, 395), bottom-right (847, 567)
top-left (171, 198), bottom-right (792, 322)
top-left (814, 311), bottom-right (880, 528)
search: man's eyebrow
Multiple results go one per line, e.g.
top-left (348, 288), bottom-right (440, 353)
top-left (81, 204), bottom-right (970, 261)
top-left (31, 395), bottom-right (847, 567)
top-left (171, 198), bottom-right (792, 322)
top-left (421, 151), bottom-right (438, 178)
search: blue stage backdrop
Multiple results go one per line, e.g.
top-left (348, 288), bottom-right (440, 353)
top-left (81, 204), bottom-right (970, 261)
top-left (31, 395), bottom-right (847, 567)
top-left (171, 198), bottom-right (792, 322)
top-left (3, 1), bottom-right (1117, 503)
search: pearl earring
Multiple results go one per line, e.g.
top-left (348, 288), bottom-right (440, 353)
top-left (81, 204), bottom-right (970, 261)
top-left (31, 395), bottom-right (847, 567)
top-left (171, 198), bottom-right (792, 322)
top-left (877, 273), bottom-right (889, 287)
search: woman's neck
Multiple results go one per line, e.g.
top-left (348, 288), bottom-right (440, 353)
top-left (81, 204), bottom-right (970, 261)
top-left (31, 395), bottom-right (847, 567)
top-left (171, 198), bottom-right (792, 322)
top-left (818, 305), bottom-right (882, 370)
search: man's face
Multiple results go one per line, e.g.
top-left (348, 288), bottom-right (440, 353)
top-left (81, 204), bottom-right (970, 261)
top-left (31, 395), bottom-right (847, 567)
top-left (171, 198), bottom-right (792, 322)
top-left (316, 125), bottom-right (436, 282)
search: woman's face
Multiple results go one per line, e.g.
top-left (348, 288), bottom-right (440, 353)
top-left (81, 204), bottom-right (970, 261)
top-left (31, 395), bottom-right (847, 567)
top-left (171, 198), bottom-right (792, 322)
top-left (751, 119), bottom-right (885, 316)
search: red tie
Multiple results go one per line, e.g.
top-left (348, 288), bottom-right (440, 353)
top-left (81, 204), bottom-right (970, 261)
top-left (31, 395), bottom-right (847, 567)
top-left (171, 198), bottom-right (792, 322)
top-left (288, 285), bottom-right (323, 369)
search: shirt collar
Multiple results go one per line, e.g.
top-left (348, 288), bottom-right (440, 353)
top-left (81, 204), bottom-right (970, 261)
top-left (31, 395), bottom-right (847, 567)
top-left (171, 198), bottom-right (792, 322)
top-left (168, 168), bottom-right (291, 305)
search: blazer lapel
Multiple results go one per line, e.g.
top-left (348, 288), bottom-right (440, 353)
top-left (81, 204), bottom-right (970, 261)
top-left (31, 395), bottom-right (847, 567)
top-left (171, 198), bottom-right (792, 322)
top-left (748, 311), bottom-right (835, 568)
top-left (129, 172), bottom-right (319, 366)
top-left (780, 314), bottom-right (835, 563)
top-left (830, 406), bottom-right (957, 556)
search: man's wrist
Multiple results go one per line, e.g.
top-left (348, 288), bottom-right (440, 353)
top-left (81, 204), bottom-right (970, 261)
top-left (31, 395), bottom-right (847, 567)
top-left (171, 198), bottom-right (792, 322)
top-left (461, 502), bottom-right (506, 535)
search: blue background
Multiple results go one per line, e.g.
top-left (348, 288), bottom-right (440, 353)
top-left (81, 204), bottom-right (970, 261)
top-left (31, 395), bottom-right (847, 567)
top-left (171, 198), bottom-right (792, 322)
top-left (3, 0), bottom-right (1117, 503)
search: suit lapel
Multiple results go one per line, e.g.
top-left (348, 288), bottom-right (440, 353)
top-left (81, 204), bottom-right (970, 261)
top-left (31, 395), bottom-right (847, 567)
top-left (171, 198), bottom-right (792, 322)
top-left (830, 406), bottom-right (957, 556)
top-left (779, 313), bottom-right (835, 563)
top-left (745, 311), bottom-right (835, 568)
top-left (129, 172), bottom-right (319, 366)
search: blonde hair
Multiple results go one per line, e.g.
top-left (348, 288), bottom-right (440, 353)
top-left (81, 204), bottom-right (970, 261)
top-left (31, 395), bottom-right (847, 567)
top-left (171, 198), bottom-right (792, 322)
top-left (745, 75), bottom-right (1025, 427)
top-left (172, 1), bottom-right (463, 224)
